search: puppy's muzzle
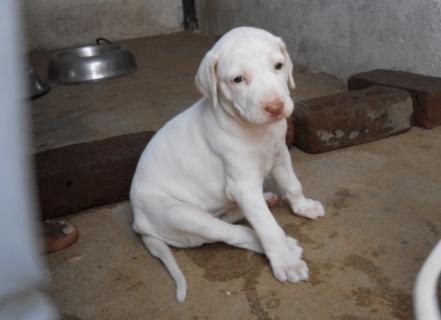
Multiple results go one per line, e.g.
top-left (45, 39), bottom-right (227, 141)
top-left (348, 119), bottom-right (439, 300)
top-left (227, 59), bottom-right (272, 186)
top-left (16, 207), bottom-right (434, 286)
top-left (264, 100), bottom-right (284, 118)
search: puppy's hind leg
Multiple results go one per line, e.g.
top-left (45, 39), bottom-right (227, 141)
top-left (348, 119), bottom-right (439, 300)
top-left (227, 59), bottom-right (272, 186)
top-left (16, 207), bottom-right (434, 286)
top-left (170, 203), bottom-right (264, 254)
top-left (219, 206), bottom-right (302, 258)
top-left (220, 193), bottom-right (278, 224)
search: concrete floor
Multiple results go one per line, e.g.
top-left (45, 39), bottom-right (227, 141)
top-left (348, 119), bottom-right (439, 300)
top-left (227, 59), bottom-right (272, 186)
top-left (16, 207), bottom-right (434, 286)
top-left (31, 32), bottom-right (441, 320)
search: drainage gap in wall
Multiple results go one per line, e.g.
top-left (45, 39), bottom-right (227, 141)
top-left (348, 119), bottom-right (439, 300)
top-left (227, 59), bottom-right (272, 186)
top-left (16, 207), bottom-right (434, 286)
top-left (183, 0), bottom-right (198, 31)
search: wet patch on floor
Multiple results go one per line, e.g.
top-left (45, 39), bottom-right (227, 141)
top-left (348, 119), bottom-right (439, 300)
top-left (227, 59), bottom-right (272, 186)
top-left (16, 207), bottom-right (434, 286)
top-left (262, 290), bottom-right (281, 310)
top-left (332, 188), bottom-right (358, 209)
top-left (328, 231), bottom-right (340, 239)
top-left (352, 287), bottom-right (375, 307)
top-left (125, 280), bottom-right (144, 292)
top-left (369, 246), bottom-right (386, 259)
top-left (184, 243), bottom-right (267, 282)
top-left (333, 315), bottom-right (364, 320)
top-left (418, 144), bottom-right (432, 151)
top-left (185, 243), bottom-right (273, 320)
top-left (306, 261), bottom-right (323, 286)
top-left (422, 218), bottom-right (440, 237)
top-left (306, 260), bottom-right (334, 286)
top-left (344, 254), bottom-right (412, 319)
top-left (284, 222), bottom-right (316, 245)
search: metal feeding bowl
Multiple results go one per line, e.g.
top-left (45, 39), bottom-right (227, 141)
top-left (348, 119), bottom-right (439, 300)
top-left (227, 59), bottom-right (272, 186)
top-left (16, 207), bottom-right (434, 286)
top-left (48, 38), bottom-right (138, 84)
top-left (26, 67), bottom-right (51, 99)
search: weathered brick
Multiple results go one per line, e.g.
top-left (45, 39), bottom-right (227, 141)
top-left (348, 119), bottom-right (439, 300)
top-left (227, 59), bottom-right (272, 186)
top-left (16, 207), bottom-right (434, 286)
top-left (348, 69), bottom-right (441, 128)
top-left (293, 86), bottom-right (413, 154)
top-left (36, 131), bottom-right (155, 219)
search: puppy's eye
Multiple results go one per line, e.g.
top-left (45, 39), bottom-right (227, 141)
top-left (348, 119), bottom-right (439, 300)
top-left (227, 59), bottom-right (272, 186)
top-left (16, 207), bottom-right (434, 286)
top-left (275, 63), bottom-right (283, 70)
top-left (233, 75), bottom-right (243, 83)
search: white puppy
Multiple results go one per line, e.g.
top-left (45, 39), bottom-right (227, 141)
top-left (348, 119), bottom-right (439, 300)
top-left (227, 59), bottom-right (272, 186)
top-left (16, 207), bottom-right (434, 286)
top-left (130, 27), bottom-right (325, 302)
top-left (414, 240), bottom-right (441, 320)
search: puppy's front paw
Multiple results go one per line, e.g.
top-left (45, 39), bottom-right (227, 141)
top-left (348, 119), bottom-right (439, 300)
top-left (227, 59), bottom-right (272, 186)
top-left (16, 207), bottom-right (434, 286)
top-left (292, 198), bottom-right (325, 220)
top-left (271, 255), bottom-right (309, 283)
top-left (286, 236), bottom-right (303, 258)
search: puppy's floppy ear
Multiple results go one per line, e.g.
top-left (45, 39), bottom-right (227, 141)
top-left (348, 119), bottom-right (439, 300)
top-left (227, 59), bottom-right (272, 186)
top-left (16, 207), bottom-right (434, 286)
top-left (278, 38), bottom-right (295, 90)
top-left (195, 50), bottom-right (219, 108)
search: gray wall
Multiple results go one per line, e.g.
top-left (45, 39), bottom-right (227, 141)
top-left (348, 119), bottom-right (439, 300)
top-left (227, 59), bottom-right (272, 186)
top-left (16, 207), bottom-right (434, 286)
top-left (23, 0), bottom-right (183, 51)
top-left (196, 0), bottom-right (441, 79)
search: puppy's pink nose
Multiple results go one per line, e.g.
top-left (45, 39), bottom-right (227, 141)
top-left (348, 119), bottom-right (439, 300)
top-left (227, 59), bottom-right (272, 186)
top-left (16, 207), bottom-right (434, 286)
top-left (265, 101), bottom-right (284, 117)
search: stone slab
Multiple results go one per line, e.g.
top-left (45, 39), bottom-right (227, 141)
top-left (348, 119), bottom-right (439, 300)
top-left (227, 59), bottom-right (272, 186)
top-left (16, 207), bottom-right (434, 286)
top-left (293, 86), bottom-right (413, 153)
top-left (36, 131), bottom-right (155, 219)
top-left (348, 69), bottom-right (441, 129)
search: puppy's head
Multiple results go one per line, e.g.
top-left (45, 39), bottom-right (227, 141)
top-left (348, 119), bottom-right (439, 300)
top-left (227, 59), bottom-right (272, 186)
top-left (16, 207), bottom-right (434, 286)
top-left (195, 27), bottom-right (295, 125)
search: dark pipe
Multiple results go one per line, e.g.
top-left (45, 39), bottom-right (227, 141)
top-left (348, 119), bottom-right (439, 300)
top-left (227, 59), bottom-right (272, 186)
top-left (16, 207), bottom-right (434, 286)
top-left (183, 0), bottom-right (198, 31)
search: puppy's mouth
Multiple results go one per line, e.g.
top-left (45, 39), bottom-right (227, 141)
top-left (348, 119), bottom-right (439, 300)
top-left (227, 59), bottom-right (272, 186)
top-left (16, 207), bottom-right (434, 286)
top-left (229, 99), bottom-right (292, 126)
top-left (241, 108), bottom-right (286, 125)
top-left (266, 112), bottom-right (289, 124)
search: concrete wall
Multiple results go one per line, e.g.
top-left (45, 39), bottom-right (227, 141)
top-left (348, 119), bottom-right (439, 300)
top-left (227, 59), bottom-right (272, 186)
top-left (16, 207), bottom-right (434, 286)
top-left (23, 0), bottom-right (183, 51)
top-left (196, 0), bottom-right (441, 79)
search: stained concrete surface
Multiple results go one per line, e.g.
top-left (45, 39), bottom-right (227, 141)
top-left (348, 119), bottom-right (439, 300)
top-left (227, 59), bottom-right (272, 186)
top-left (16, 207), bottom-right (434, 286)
top-left (31, 32), bottom-right (441, 319)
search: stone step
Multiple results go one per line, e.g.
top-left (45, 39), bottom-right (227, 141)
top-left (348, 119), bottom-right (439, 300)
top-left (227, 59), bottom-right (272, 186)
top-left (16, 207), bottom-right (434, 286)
top-left (293, 86), bottom-right (413, 154)
top-left (348, 69), bottom-right (441, 129)
top-left (36, 131), bottom-right (155, 219)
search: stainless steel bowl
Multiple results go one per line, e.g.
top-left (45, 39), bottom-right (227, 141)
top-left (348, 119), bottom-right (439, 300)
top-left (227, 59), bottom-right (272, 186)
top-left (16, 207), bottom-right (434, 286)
top-left (48, 40), bottom-right (138, 84)
top-left (26, 67), bottom-right (51, 99)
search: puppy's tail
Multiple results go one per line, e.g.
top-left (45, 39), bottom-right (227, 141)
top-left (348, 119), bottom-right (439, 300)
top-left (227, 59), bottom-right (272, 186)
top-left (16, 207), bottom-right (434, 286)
top-left (141, 235), bottom-right (187, 303)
